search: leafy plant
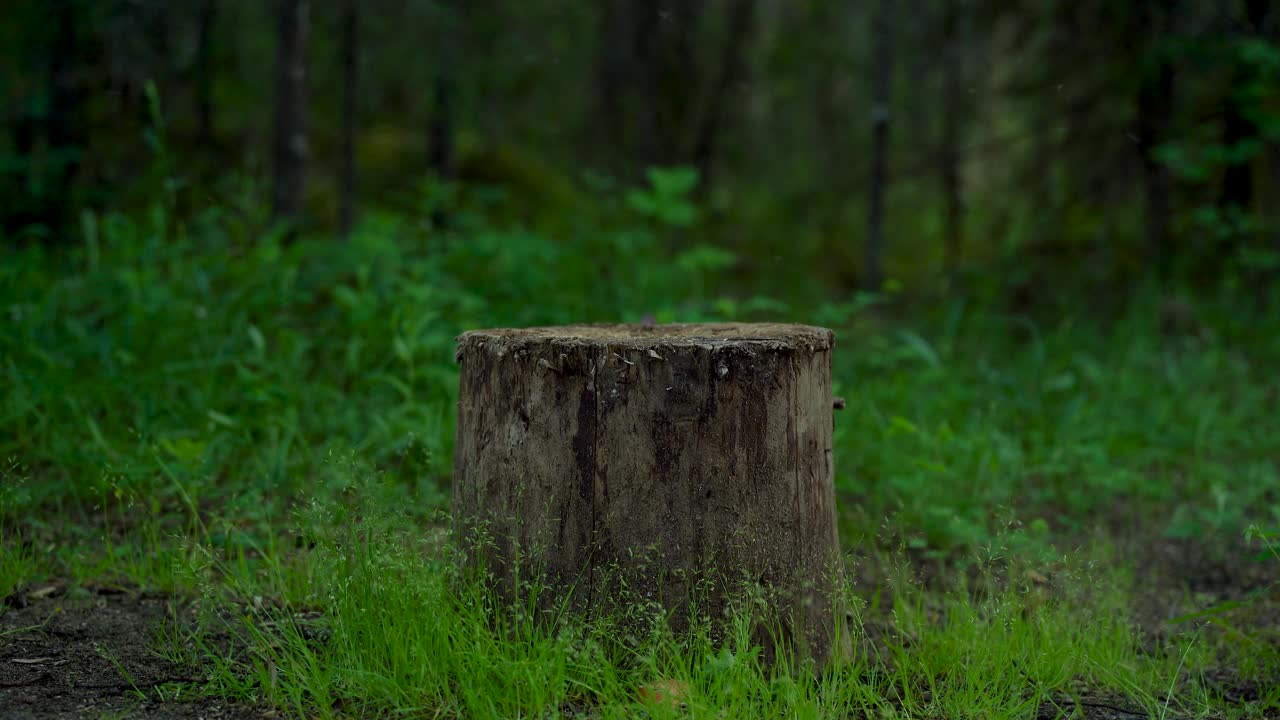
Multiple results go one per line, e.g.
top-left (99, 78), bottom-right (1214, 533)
top-left (626, 166), bottom-right (701, 228)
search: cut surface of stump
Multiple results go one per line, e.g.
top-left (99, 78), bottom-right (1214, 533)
top-left (452, 323), bottom-right (846, 664)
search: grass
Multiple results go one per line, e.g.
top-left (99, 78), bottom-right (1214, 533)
top-left (157, 497), bottom-right (1211, 719)
top-left (2, 191), bottom-right (1279, 717)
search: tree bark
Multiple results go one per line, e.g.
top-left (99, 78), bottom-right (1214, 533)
top-left (865, 0), bottom-right (894, 292)
top-left (630, 0), bottom-right (703, 168)
top-left (453, 323), bottom-right (848, 666)
top-left (196, 0), bottom-right (218, 149)
top-left (1218, 0), bottom-right (1271, 220)
top-left (940, 0), bottom-right (964, 279)
top-left (45, 0), bottom-right (85, 239)
top-left (1137, 0), bottom-right (1174, 274)
top-left (429, 0), bottom-right (459, 181)
top-left (593, 0), bottom-right (631, 169)
top-left (1219, 85), bottom-right (1253, 216)
top-left (692, 0), bottom-right (756, 195)
top-left (338, 0), bottom-right (358, 238)
top-left (272, 0), bottom-right (309, 229)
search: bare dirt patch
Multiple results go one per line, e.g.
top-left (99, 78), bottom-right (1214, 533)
top-left (0, 585), bottom-right (270, 720)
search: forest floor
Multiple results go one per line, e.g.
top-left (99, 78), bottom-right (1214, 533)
top-left (2, 532), bottom-right (1274, 720)
top-left (1, 587), bottom-right (268, 720)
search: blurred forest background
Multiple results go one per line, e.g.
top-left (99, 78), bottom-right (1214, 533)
top-left (3, 0), bottom-right (1280, 547)
top-left (4, 0), bottom-right (1278, 299)
top-left (3, 5), bottom-right (1280, 716)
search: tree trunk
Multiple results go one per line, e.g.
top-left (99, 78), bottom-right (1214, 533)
top-left (940, 0), bottom-right (964, 279)
top-left (1218, 0), bottom-right (1270, 221)
top-left (593, 0), bottom-right (631, 169)
top-left (338, 0), bottom-right (358, 238)
top-left (865, 0), bottom-right (894, 292)
top-left (1137, 0), bottom-right (1174, 274)
top-left (272, 0), bottom-right (309, 229)
top-left (142, 1), bottom-right (173, 114)
top-left (1219, 83), bottom-right (1253, 216)
top-left (429, 0), bottom-right (459, 181)
top-left (46, 0), bottom-right (85, 238)
top-left (196, 0), bottom-right (218, 149)
top-left (692, 0), bottom-right (756, 195)
top-left (629, 0), bottom-right (703, 168)
top-left (453, 323), bottom-right (848, 666)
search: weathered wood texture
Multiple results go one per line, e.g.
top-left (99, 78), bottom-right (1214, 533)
top-left (452, 323), bottom-right (846, 664)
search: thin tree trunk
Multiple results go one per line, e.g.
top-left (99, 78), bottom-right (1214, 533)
top-left (692, 0), bottom-right (756, 195)
top-left (865, 0), bottom-right (894, 292)
top-left (1265, 7), bottom-right (1280, 278)
top-left (1219, 86), bottom-right (1253, 215)
top-left (593, 0), bottom-right (631, 168)
top-left (428, 0), bottom-right (459, 181)
top-left (629, 0), bottom-right (662, 166)
top-left (272, 0), bottom-right (309, 229)
top-left (338, 0), bottom-right (358, 237)
top-left (665, 0), bottom-right (703, 165)
top-left (46, 0), bottom-right (84, 239)
top-left (1271, 145), bottom-right (1280, 293)
top-left (1244, 0), bottom-right (1276, 297)
top-left (196, 0), bottom-right (217, 149)
top-left (144, 2), bottom-right (172, 112)
top-left (811, 2), bottom-right (847, 240)
top-left (429, 78), bottom-right (455, 180)
top-left (940, 0), bottom-right (964, 279)
top-left (1137, 0), bottom-right (1174, 275)
top-left (1219, 0), bottom-right (1270, 220)
top-left (629, 0), bottom-right (703, 168)
top-left (1138, 64), bottom-right (1173, 271)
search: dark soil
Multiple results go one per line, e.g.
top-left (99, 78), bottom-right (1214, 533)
top-left (0, 585), bottom-right (270, 720)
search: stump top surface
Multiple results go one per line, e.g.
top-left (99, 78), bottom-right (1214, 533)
top-left (457, 323), bottom-right (833, 357)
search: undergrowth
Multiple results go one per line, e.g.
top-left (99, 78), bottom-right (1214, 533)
top-left (154, 488), bottom-right (1213, 720)
top-left (3, 186), bottom-right (1279, 716)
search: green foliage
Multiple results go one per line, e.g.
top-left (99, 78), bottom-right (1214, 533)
top-left (4, 157), bottom-right (1280, 716)
top-left (834, 301), bottom-right (1280, 551)
top-left (626, 167), bottom-right (701, 228)
top-left (0, 174), bottom-right (739, 524)
top-left (5, 181), bottom-right (1280, 556)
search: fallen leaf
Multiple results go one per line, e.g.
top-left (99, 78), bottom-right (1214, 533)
top-left (638, 677), bottom-right (688, 707)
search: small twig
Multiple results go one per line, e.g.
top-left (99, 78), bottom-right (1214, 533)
top-left (1066, 699), bottom-right (1151, 717)
top-left (1014, 659), bottom-right (1149, 718)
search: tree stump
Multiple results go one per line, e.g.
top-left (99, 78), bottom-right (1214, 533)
top-left (452, 323), bottom-right (846, 665)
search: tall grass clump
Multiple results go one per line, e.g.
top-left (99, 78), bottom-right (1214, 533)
top-left (0, 458), bottom-right (39, 600)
